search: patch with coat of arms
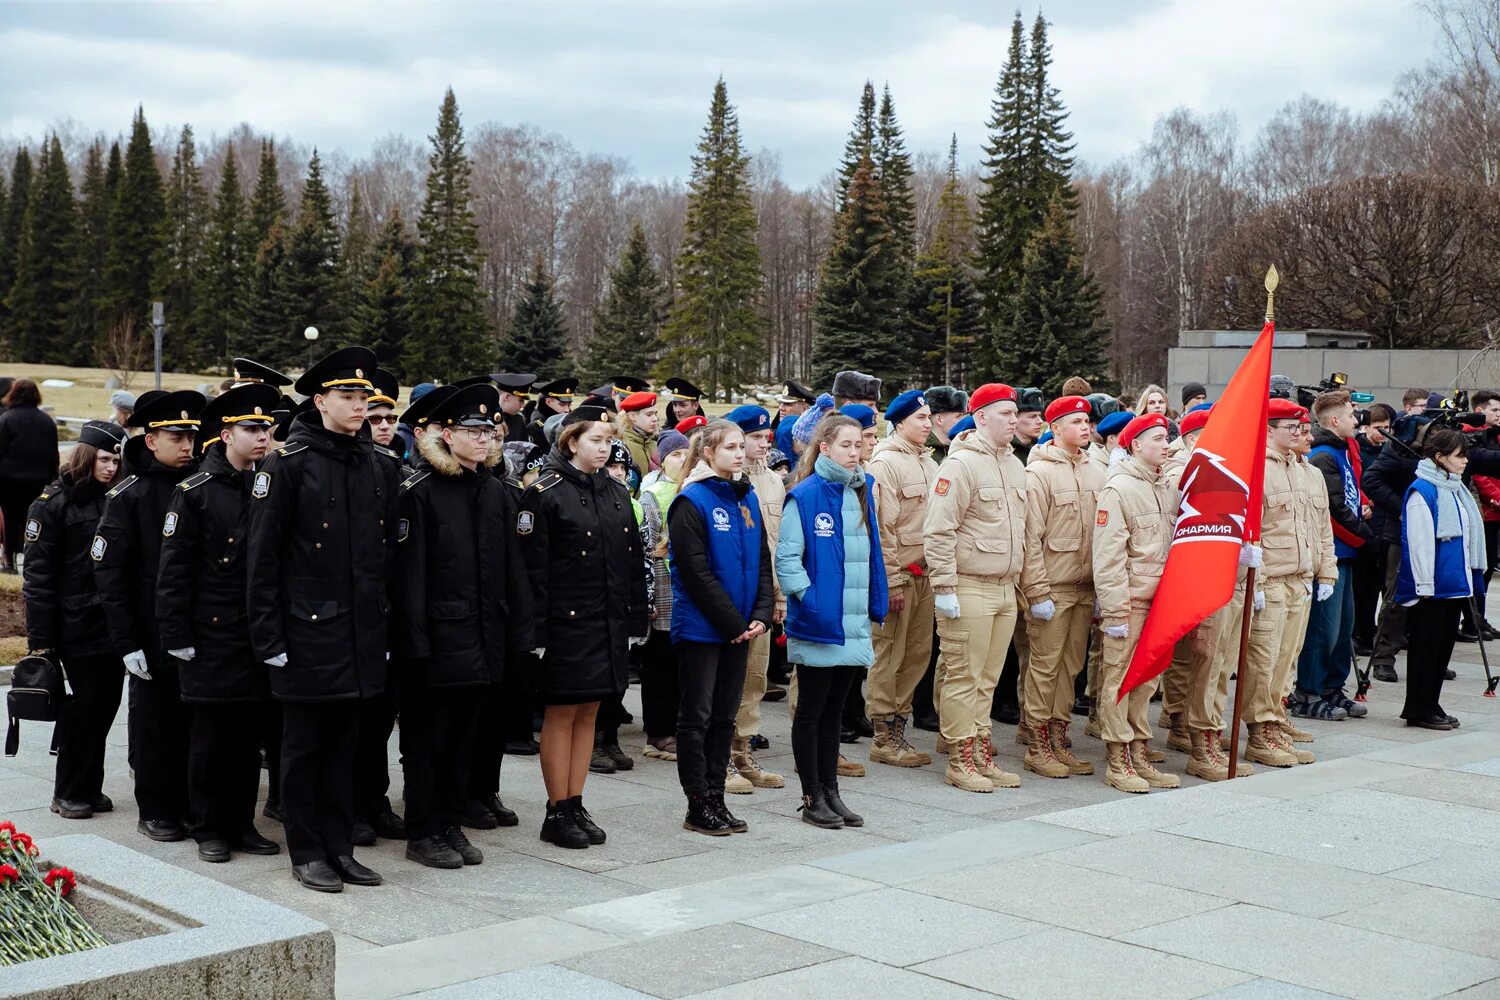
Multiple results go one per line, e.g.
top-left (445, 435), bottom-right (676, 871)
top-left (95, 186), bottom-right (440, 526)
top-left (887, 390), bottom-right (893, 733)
top-left (252, 471), bottom-right (272, 499)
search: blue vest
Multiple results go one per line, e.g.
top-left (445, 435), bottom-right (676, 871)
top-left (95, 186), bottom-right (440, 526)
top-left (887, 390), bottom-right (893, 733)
top-left (1310, 441), bottom-right (1360, 560)
top-left (783, 472), bottom-right (888, 644)
top-left (1395, 479), bottom-right (1480, 604)
top-left (668, 478), bottom-right (762, 644)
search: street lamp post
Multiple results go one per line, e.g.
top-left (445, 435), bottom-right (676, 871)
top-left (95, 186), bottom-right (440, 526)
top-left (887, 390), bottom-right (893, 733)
top-left (151, 301), bottom-right (165, 390)
top-left (304, 326), bottom-right (319, 369)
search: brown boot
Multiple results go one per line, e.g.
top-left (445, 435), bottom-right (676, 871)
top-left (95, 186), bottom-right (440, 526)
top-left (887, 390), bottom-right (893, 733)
top-left (1131, 740), bottom-right (1180, 788)
top-left (1185, 729), bottom-right (1229, 782)
top-left (836, 755), bottom-right (865, 778)
top-left (1103, 741), bottom-right (1149, 793)
top-left (934, 734), bottom-right (952, 755)
top-left (1158, 709), bottom-right (1178, 732)
top-left (871, 717), bottom-right (925, 767)
top-left (1281, 719), bottom-right (1315, 743)
top-left (1023, 721), bottom-right (1070, 778)
top-left (1084, 705), bottom-right (1102, 740)
top-left (732, 737), bottom-right (785, 788)
top-left (1245, 723), bottom-right (1298, 768)
top-left (1140, 740), bottom-right (1166, 763)
top-left (1049, 720), bottom-right (1094, 775)
top-left (943, 736), bottom-right (994, 793)
top-left (1269, 722), bottom-right (1315, 765)
top-left (1167, 713), bottom-right (1192, 753)
top-left (725, 762), bottom-right (754, 794)
top-left (976, 730), bottom-right (1021, 788)
top-left (891, 715), bottom-right (932, 766)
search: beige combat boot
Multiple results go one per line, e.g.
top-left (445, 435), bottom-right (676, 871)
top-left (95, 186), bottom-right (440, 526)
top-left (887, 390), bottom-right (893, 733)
top-left (1140, 740), bottom-right (1166, 763)
top-left (836, 755), bottom-right (865, 778)
top-left (725, 762), bottom-right (754, 794)
top-left (1167, 713), bottom-right (1192, 754)
top-left (1049, 720), bottom-right (1094, 775)
top-left (1281, 719), bottom-right (1315, 743)
top-left (890, 715), bottom-right (932, 766)
top-left (732, 737), bottom-right (785, 788)
top-left (934, 734), bottom-right (952, 755)
top-left (1210, 736), bottom-right (1254, 777)
top-left (1245, 723), bottom-right (1298, 768)
top-left (1014, 721), bottom-right (1028, 746)
top-left (1085, 704), bottom-right (1102, 740)
top-left (1158, 709), bottom-right (1178, 732)
top-left (871, 718), bottom-right (925, 767)
top-left (975, 730), bottom-right (1022, 788)
top-left (944, 736), bottom-right (995, 793)
top-left (1269, 722), bottom-right (1315, 765)
top-left (1185, 729), bottom-right (1229, 782)
top-left (1024, 720), bottom-right (1070, 778)
top-left (1131, 740), bottom-right (1180, 788)
top-left (1103, 741), bottom-right (1149, 793)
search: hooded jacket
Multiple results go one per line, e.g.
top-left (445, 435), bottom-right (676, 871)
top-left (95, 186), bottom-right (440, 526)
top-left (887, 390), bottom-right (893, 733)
top-left (1308, 425), bottom-right (1373, 559)
top-left (1092, 455), bottom-right (1177, 625)
top-left (868, 432), bottom-right (939, 592)
top-left (1021, 442), bottom-right (1105, 606)
top-left (922, 428), bottom-right (1027, 593)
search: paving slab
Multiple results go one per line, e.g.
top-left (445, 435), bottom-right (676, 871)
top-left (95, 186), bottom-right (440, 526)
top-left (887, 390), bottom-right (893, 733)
top-left (1387, 844), bottom-right (1500, 899)
top-left (1362, 730), bottom-right (1500, 770)
top-left (1298, 786), bottom-right (1500, 849)
top-left (806, 817), bottom-right (1102, 885)
top-left (1331, 886), bottom-right (1500, 960)
top-left (1197, 981), bottom-right (1348, 1000)
top-left (1229, 756), bottom-right (1430, 801)
top-left (681, 955), bottom-right (997, 1000)
top-left (1036, 782), bottom-right (1268, 836)
top-left (405, 964), bottom-right (659, 999)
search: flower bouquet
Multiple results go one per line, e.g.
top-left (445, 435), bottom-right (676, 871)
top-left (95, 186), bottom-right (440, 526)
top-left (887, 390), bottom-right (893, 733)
top-left (0, 821), bottom-right (108, 965)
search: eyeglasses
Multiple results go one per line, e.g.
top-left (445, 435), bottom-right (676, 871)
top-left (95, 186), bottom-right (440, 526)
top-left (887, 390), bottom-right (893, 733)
top-left (367, 415), bottom-right (399, 426)
top-left (456, 426), bottom-right (496, 441)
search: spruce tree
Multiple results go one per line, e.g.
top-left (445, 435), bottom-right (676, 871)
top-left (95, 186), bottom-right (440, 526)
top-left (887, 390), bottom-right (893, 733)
top-left (104, 107), bottom-right (165, 337)
top-left (910, 137), bottom-right (984, 386)
top-left (0, 147), bottom-right (33, 343)
top-left (154, 125), bottom-right (209, 368)
top-left (281, 151), bottom-right (342, 365)
top-left (1026, 13), bottom-right (1076, 215)
top-left (7, 135), bottom-right (77, 364)
top-left (338, 179), bottom-right (374, 328)
top-left (658, 78), bottom-right (763, 394)
top-left (974, 13), bottom-right (1034, 326)
top-left (403, 88), bottom-right (492, 381)
top-left (248, 223), bottom-right (292, 357)
top-left (580, 220), bottom-right (667, 387)
top-left (71, 142), bottom-right (112, 358)
top-left (836, 83), bottom-right (877, 211)
top-left (248, 139), bottom-right (285, 250)
top-left (500, 257), bottom-right (567, 380)
top-left (197, 150), bottom-right (253, 365)
top-left (875, 85), bottom-right (916, 268)
top-left (351, 208), bottom-right (416, 378)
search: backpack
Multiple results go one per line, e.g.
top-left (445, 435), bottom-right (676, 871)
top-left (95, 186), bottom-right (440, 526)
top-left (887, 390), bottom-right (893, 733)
top-left (5, 654), bottom-right (67, 757)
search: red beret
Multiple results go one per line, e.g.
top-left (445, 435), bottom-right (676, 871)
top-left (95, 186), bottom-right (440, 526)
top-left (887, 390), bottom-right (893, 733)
top-left (1267, 397), bottom-right (1302, 422)
top-left (1298, 407), bottom-right (1311, 424)
top-left (968, 383), bottom-right (1017, 414)
top-left (621, 391), bottom-right (658, 413)
top-left (1178, 406), bottom-right (1212, 436)
top-left (1044, 395), bottom-right (1091, 424)
top-left (1119, 413), bottom-right (1169, 451)
top-left (675, 414), bottom-right (708, 434)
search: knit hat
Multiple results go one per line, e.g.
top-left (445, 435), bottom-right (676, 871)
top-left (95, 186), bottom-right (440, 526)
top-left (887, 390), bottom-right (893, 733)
top-left (924, 386), bottom-right (968, 415)
top-left (839, 403), bottom-right (877, 429)
top-left (884, 389), bottom-right (927, 428)
top-left (1181, 381), bottom-right (1207, 407)
top-left (792, 393), bottom-right (836, 445)
top-left (656, 430), bottom-right (689, 462)
top-left (832, 370), bottom-right (881, 402)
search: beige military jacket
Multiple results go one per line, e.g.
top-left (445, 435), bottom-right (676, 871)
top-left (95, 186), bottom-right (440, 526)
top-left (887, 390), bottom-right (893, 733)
top-left (1260, 449), bottom-right (1318, 580)
top-left (747, 462), bottom-right (786, 608)
top-left (1092, 455), bottom-right (1178, 625)
top-left (922, 429), bottom-right (1027, 594)
top-left (1020, 442), bottom-right (1105, 606)
top-left (869, 434), bottom-right (939, 591)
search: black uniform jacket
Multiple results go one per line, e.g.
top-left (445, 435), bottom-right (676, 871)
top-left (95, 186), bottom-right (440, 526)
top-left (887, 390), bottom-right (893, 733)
top-left (23, 474), bottom-right (112, 658)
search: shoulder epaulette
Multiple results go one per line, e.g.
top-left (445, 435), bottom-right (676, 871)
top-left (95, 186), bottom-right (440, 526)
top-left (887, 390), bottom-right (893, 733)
top-left (529, 471), bottom-right (563, 493)
top-left (105, 474), bottom-right (138, 499)
top-left (374, 444), bottom-right (400, 462)
top-left (177, 471), bottom-right (213, 492)
top-left (400, 470), bottom-right (432, 491)
top-left (503, 474), bottom-right (523, 491)
top-left (276, 442), bottom-right (309, 458)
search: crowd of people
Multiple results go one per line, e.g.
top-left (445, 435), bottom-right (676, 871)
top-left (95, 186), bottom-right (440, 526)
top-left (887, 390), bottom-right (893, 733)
top-left (8, 350), bottom-right (1493, 894)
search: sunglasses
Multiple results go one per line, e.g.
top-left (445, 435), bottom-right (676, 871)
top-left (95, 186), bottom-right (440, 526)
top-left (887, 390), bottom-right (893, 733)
top-left (366, 414), bottom-right (399, 426)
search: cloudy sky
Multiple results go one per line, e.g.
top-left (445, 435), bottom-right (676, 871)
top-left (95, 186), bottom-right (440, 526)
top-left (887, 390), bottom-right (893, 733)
top-left (1, 0), bottom-right (1441, 186)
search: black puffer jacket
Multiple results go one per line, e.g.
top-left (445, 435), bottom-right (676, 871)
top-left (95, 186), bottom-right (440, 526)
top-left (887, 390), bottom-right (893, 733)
top-left (0, 404), bottom-right (58, 485)
top-left (246, 410), bottom-right (401, 703)
top-left (22, 474), bottom-right (111, 657)
top-left (517, 452), bottom-right (648, 704)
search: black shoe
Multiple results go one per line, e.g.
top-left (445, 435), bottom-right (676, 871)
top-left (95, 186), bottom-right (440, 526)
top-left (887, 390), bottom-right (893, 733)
top-left (1070, 696), bottom-right (1092, 718)
top-left (350, 820), bottom-right (377, 846)
top-left (602, 742), bottom-right (634, 771)
top-left (372, 809), bottom-right (406, 840)
top-left (406, 835), bottom-right (463, 869)
top-left (797, 790), bottom-right (844, 829)
top-left (1445, 715), bottom-right (1462, 727)
top-left (683, 793), bottom-right (732, 836)
top-left (293, 860), bottom-right (343, 893)
top-left (479, 794), bottom-right (519, 827)
top-left (1483, 624), bottom-right (1500, 641)
top-left (90, 794), bottom-right (113, 814)
top-left (137, 819), bottom-right (186, 842)
top-left (443, 825), bottom-right (484, 865)
top-left (461, 799), bottom-right (500, 830)
top-left (50, 797), bottom-right (93, 819)
top-left (1445, 669), bottom-right (1458, 681)
top-left (234, 828), bottom-right (281, 855)
top-left (1354, 642), bottom-right (1374, 658)
top-left (567, 796), bottom-right (606, 845)
top-left (821, 785), bottom-right (863, 828)
top-left (263, 800), bottom-right (283, 822)
top-left (589, 746), bottom-right (617, 774)
top-left (1374, 663), bottom-right (1399, 683)
top-left (846, 714), bottom-right (874, 739)
top-left (540, 802), bottom-right (589, 849)
top-left (709, 792), bottom-right (748, 833)
top-left (504, 738), bottom-right (540, 756)
top-left (912, 710), bottom-right (941, 732)
top-left (749, 733), bottom-right (770, 751)
top-left (763, 684), bottom-right (786, 702)
top-left (1406, 715), bottom-right (1456, 731)
top-left (839, 727), bottom-right (861, 745)
top-left (197, 839), bottom-right (232, 863)
top-left (991, 703), bottom-right (1021, 726)
top-left (328, 854), bottom-right (382, 886)
top-left (1458, 627), bottom-right (1480, 643)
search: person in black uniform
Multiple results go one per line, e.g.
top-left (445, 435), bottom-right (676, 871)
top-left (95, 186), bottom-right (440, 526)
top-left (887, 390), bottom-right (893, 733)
top-left (492, 372), bottom-right (535, 446)
top-left (525, 378), bottom-right (577, 452)
top-left (232, 357), bottom-right (294, 392)
top-left (155, 383), bottom-right (283, 863)
top-left (93, 389), bottom-right (206, 843)
top-left (663, 377), bottom-right (704, 425)
top-left (517, 405), bottom-right (649, 850)
top-left (246, 347), bottom-right (401, 894)
top-left (23, 420), bottom-right (127, 818)
top-left (396, 382), bottom-right (533, 867)
top-left (365, 369), bottom-right (407, 463)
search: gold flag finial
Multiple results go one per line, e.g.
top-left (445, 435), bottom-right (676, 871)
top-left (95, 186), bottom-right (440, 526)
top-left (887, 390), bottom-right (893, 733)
top-left (1264, 265), bottom-right (1279, 323)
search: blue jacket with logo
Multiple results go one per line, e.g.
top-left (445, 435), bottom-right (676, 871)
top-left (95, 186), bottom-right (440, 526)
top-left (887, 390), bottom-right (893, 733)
top-left (667, 472), bottom-right (773, 644)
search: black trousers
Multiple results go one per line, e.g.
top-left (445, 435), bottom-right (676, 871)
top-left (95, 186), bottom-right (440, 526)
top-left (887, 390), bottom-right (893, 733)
top-left (675, 640), bottom-right (749, 796)
top-left (260, 700), bottom-right (283, 809)
top-left (402, 687), bottom-right (482, 840)
top-left (792, 665), bottom-right (858, 796)
top-left (1372, 540), bottom-right (1408, 669)
top-left (355, 681), bottom-right (400, 820)
top-left (1402, 597), bottom-right (1462, 722)
top-left (1352, 536), bottom-right (1386, 649)
top-left (466, 682), bottom-right (506, 800)
top-left (0, 478), bottom-right (46, 562)
top-left (1484, 521), bottom-right (1500, 620)
top-left (281, 700), bottom-right (359, 866)
top-left (187, 702), bottom-right (263, 842)
top-left (53, 654), bottom-right (124, 804)
top-left (128, 666), bottom-right (191, 822)
top-left (641, 629), bottom-right (680, 741)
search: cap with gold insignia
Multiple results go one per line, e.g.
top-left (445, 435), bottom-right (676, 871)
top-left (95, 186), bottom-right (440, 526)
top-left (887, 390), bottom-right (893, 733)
top-left (200, 383), bottom-right (281, 437)
top-left (779, 379), bottom-right (816, 405)
top-left (78, 419), bottom-right (127, 453)
top-left (127, 389), bottom-right (207, 431)
top-left (534, 377), bottom-right (578, 402)
top-left (562, 404), bottom-right (613, 428)
top-left (293, 346), bottom-right (379, 397)
top-left (231, 358), bottom-right (293, 388)
top-left (663, 377), bottom-right (703, 403)
top-left (489, 372), bottom-right (536, 398)
top-left (430, 382), bottom-right (501, 427)
top-left (368, 369), bottom-right (400, 410)
top-left (610, 375), bottom-right (650, 397)
top-left (400, 384), bottom-right (458, 428)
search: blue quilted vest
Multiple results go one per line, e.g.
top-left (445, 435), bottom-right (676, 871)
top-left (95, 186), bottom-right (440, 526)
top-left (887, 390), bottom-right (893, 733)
top-left (668, 477), bottom-right (762, 644)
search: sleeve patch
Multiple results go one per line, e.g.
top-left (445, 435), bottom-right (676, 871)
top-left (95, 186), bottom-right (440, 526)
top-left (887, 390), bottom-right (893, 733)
top-left (1096, 509), bottom-right (1109, 526)
top-left (162, 512), bottom-right (178, 537)
top-left (90, 535), bottom-right (107, 561)
top-left (252, 471), bottom-right (272, 499)
top-left (396, 518), bottom-right (410, 542)
top-left (517, 510), bottom-right (535, 535)
top-left (933, 478), bottom-right (950, 497)
top-left (24, 518), bottom-right (40, 542)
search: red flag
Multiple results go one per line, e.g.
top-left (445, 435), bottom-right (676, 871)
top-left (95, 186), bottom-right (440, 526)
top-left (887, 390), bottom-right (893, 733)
top-left (1118, 319), bottom-right (1274, 699)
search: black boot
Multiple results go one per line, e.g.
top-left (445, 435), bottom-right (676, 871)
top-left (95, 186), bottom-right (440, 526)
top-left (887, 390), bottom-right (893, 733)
top-left (567, 796), bottom-right (606, 845)
top-left (406, 835), bottom-right (464, 869)
top-left (683, 793), bottom-right (732, 836)
top-left (797, 790), bottom-right (844, 829)
top-left (461, 799), bottom-right (500, 830)
top-left (479, 793), bottom-right (519, 827)
top-left (443, 825), bottom-right (484, 865)
top-left (822, 784), bottom-right (863, 828)
top-left (1374, 663), bottom-right (1399, 683)
top-left (710, 792), bottom-right (748, 833)
top-left (540, 801), bottom-right (589, 849)
top-left (350, 820), bottom-right (377, 846)
top-left (372, 808), bottom-right (406, 841)
top-left (602, 741), bottom-right (634, 771)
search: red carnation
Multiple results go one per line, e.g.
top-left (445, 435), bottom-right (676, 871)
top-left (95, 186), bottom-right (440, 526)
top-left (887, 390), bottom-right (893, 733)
top-left (0, 821), bottom-right (14, 837)
top-left (9, 832), bottom-right (36, 857)
top-left (43, 867), bottom-right (76, 897)
top-left (0, 863), bottom-right (18, 886)
top-left (906, 563), bottom-right (924, 577)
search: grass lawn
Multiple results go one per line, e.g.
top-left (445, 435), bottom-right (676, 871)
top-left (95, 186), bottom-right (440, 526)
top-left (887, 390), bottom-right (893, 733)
top-left (4, 362), bottom-right (225, 421)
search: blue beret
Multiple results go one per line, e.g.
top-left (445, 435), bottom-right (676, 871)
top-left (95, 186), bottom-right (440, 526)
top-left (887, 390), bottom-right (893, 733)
top-left (1097, 411), bottom-right (1132, 439)
top-left (1037, 430), bottom-right (1053, 447)
top-left (1188, 401), bottom-right (1214, 413)
top-left (840, 404), bottom-right (877, 430)
top-left (949, 414), bottom-right (976, 437)
top-left (724, 404), bottom-right (771, 434)
top-left (884, 389), bottom-right (927, 427)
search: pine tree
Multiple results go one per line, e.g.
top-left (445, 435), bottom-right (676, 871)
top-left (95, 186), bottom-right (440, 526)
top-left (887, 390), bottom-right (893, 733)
top-left (810, 153), bottom-right (908, 390)
top-left (974, 13), bottom-right (1034, 326)
top-left (994, 197), bottom-right (1108, 393)
top-left (1026, 13), bottom-right (1076, 215)
top-left (7, 135), bottom-right (77, 364)
top-left (281, 151), bottom-right (343, 366)
top-left (658, 78), bottom-right (763, 394)
top-left (875, 85), bottom-right (916, 268)
top-left (248, 139), bottom-right (286, 250)
top-left (403, 89), bottom-right (492, 381)
top-left (836, 83), bottom-right (877, 211)
top-left (500, 257), bottom-right (567, 380)
top-left (351, 208), bottom-right (416, 378)
top-left (70, 142), bottom-right (112, 359)
top-left (104, 107), bottom-right (165, 337)
top-left (580, 219), bottom-right (667, 387)
top-left (154, 125), bottom-right (209, 368)
top-left (248, 223), bottom-right (292, 356)
top-left (337, 179), bottom-right (374, 329)
top-left (0, 147), bottom-right (33, 344)
top-left (910, 136), bottom-right (984, 386)
top-left (197, 150), bottom-right (253, 365)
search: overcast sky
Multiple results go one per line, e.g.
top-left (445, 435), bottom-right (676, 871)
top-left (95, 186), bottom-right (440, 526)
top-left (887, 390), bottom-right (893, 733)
top-left (0, 0), bottom-right (1441, 187)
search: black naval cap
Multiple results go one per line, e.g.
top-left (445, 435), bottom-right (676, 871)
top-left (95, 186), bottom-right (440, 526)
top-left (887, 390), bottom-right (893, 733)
top-left (429, 382), bottom-right (501, 427)
top-left (490, 372), bottom-right (536, 397)
top-left (231, 357), bottom-right (293, 388)
top-left (201, 383), bottom-right (281, 432)
top-left (780, 379), bottom-right (816, 404)
top-left (663, 377), bottom-right (703, 402)
top-left (562, 403), bottom-right (613, 428)
top-left (610, 374), bottom-right (650, 395)
top-left (535, 377), bottom-right (578, 401)
top-left (293, 346), bottom-right (378, 397)
top-left (78, 419), bottom-right (127, 453)
top-left (127, 389), bottom-right (207, 431)
top-left (400, 383), bottom-right (458, 428)
top-left (368, 369), bottom-right (400, 410)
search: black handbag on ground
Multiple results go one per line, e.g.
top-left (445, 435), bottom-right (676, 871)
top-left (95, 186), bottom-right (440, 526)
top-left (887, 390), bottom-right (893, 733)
top-left (5, 654), bottom-right (67, 757)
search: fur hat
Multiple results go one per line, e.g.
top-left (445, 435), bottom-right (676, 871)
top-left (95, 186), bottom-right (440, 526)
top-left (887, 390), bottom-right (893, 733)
top-left (832, 370), bottom-right (881, 402)
top-left (924, 385), bottom-right (968, 415)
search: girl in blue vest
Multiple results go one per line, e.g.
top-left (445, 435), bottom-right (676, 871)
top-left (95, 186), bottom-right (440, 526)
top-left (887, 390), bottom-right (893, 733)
top-left (776, 415), bottom-right (889, 830)
top-left (668, 420), bottom-right (775, 836)
top-left (1395, 428), bottom-right (1487, 730)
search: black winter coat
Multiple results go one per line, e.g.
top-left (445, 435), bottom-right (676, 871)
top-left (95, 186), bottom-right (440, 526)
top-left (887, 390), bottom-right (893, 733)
top-left (93, 436), bottom-right (195, 663)
top-left (155, 444), bottom-right (268, 703)
top-left (0, 405), bottom-right (58, 486)
top-left (246, 411), bottom-right (401, 703)
top-left (22, 475), bottom-right (111, 657)
top-left (1356, 434), bottom-right (1386, 538)
top-left (517, 453), bottom-right (648, 704)
top-left (1363, 443), bottom-right (1419, 545)
top-left (396, 437), bottom-right (533, 688)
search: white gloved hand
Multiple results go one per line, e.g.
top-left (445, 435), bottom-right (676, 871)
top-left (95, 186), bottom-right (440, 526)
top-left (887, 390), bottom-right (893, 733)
top-left (265, 653), bottom-right (288, 668)
top-left (1239, 543), bottom-right (1262, 569)
top-left (168, 647), bottom-right (195, 662)
top-left (1103, 623), bottom-right (1129, 639)
top-left (934, 593), bottom-right (961, 619)
top-left (628, 636), bottom-right (647, 649)
top-left (1030, 599), bottom-right (1056, 622)
top-left (1253, 591), bottom-right (1266, 612)
top-left (531, 647), bottom-right (547, 658)
top-left (1316, 583), bottom-right (1334, 602)
top-left (122, 650), bottom-right (151, 681)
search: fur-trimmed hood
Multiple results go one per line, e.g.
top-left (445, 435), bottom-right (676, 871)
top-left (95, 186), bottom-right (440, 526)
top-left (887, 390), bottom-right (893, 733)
top-left (416, 428), bottom-right (503, 477)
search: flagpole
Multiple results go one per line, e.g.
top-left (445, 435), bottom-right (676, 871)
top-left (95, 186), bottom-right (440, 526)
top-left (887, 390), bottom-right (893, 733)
top-left (1226, 265), bottom-right (1278, 781)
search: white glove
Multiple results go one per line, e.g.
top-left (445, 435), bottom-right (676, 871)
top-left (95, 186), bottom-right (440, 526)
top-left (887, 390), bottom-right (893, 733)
top-left (1316, 583), bottom-right (1334, 602)
top-left (1239, 543), bottom-right (1262, 570)
top-left (934, 593), bottom-right (961, 619)
top-left (265, 653), bottom-right (288, 668)
top-left (531, 647), bottom-right (547, 658)
top-left (628, 636), bottom-right (647, 648)
top-left (1030, 599), bottom-right (1056, 622)
top-left (1253, 591), bottom-right (1266, 612)
top-left (168, 647), bottom-right (195, 662)
top-left (1103, 623), bottom-right (1129, 639)
top-left (123, 650), bottom-right (151, 681)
